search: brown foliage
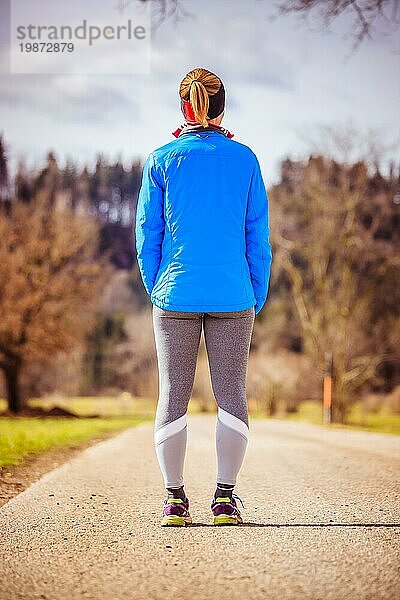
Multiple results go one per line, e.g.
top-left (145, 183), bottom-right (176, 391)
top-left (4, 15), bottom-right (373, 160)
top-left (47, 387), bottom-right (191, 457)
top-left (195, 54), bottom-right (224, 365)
top-left (0, 193), bottom-right (112, 411)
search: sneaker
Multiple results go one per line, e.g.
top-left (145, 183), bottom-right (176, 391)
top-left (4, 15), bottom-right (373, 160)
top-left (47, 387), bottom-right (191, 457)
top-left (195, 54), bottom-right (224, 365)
top-left (211, 493), bottom-right (244, 526)
top-left (160, 497), bottom-right (192, 527)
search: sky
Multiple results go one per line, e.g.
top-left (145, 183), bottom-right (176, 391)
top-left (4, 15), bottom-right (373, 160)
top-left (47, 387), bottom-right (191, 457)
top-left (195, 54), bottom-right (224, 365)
top-left (0, 0), bottom-right (399, 184)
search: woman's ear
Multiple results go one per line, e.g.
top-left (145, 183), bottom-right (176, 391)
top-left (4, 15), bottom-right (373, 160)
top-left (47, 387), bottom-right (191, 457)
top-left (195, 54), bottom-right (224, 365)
top-left (209, 111), bottom-right (224, 126)
top-left (216, 111), bottom-right (225, 125)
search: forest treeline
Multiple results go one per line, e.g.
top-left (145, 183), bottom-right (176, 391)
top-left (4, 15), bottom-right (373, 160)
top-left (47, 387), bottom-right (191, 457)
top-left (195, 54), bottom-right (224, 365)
top-left (0, 134), bottom-right (399, 421)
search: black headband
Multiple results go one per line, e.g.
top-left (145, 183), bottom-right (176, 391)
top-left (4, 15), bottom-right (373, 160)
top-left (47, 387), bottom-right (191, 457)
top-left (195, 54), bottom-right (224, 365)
top-left (207, 82), bottom-right (225, 119)
top-left (181, 80), bottom-right (225, 121)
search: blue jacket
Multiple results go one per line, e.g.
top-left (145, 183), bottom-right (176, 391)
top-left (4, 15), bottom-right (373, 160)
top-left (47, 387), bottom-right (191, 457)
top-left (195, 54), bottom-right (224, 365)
top-left (135, 129), bottom-right (272, 314)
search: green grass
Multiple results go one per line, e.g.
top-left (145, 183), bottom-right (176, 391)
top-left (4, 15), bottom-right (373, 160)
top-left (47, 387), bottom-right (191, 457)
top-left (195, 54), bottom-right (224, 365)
top-left (0, 416), bottom-right (149, 468)
top-left (283, 401), bottom-right (323, 425)
top-left (16, 396), bottom-right (155, 418)
top-left (1, 394), bottom-right (398, 470)
top-left (345, 403), bottom-right (400, 435)
top-left (0, 393), bottom-right (211, 469)
top-left (267, 400), bottom-right (400, 435)
top-left (0, 395), bottom-right (209, 418)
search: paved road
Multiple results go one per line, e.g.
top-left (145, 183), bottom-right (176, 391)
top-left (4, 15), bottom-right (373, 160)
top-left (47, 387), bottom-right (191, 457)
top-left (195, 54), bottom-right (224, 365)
top-left (1, 415), bottom-right (399, 600)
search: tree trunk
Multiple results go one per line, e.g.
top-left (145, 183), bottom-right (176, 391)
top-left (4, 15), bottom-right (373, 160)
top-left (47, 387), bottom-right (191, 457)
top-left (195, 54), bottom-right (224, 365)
top-left (332, 377), bottom-right (350, 424)
top-left (4, 363), bottom-right (23, 414)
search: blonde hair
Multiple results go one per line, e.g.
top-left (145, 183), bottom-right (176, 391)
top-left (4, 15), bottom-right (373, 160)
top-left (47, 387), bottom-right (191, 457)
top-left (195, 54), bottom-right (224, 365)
top-left (179, 68), bottom-right (222, 127)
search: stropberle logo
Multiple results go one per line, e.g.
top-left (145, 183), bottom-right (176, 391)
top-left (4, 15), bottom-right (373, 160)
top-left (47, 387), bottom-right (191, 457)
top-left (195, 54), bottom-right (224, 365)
top-left (10, 0), bottom-right (151, 75)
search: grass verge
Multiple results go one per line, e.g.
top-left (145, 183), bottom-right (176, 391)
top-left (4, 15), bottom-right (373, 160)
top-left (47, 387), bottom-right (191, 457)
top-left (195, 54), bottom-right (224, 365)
top-left (0, 416), bottom-right (148, 468)
top-left (0, 394), bottom-right (210, 469)
top-left (253, 400), bottom-right (400, 435)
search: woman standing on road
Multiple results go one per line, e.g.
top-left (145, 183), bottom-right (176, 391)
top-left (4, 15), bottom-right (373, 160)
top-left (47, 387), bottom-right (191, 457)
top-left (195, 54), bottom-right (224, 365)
top-left (135, 67), bottom-right (272, 527)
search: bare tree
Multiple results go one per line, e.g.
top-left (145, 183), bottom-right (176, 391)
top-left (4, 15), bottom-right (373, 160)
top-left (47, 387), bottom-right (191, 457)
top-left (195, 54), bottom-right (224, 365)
top-left (273, 0), bottom-right (400, 54)
top-left (294, 121), bottom-right (400, 175)
top-left (115, 0), bottom-right (191, 30)
top-left (0, 193), bottom-right (112, 413)
top-left (271, 151), bottom-right (399, 422)
top-left (128, 0), bottom-right (399, 49)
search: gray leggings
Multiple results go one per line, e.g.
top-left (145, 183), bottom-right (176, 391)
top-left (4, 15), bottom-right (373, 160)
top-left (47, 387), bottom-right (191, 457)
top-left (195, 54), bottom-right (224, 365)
top-left (152, 304), bottom-right (255, 489)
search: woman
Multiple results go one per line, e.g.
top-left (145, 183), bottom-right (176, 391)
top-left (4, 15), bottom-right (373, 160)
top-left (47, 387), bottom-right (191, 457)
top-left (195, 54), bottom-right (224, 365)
top-left (135, 67), bottom-right (272, 527)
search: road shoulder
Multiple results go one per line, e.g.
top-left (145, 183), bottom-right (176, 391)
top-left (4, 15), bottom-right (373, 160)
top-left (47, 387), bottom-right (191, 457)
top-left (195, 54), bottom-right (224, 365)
top-left (0, 429), bottom-right (125, 508)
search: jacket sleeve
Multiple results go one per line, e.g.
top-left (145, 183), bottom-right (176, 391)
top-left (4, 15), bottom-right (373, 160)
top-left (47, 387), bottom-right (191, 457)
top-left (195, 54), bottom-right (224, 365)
top-left (135, 153), bottom-right (165, 296)
top-left (245, 156), bottom-right (273, 315)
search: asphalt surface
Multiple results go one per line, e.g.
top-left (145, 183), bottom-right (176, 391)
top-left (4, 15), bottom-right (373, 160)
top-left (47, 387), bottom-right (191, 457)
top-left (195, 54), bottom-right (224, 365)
top-left (1, 415), bottom-right (399, 600)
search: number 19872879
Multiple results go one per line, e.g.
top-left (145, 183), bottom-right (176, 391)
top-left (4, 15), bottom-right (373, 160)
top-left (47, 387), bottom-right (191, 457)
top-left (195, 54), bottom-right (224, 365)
top-left (19, 43), bottom-right (75, 52)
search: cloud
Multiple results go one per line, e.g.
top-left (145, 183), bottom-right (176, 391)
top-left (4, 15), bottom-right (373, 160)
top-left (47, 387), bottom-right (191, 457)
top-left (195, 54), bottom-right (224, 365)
top-left (0, 74), bottom-right (139, 123)
top-left (150, 8), bottom-right (296, 92)
top-left (0, 0), bottom-right (294, 127)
